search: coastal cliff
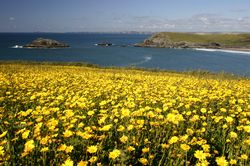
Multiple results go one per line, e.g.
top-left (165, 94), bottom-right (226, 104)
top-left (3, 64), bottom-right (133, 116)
top-left (135, 32), bottom-right (250, 50)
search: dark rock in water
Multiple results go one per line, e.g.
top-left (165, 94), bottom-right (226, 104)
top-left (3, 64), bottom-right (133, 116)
top-left (95, 42), bottom-right (113, 46)
top-left (23, 38), bottom-right (69, 48)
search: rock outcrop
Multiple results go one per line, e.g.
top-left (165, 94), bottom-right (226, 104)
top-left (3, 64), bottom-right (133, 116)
top-left (134, 33), bottom-right (222, 49)
top-left (95, 42), bottom-right (113, 46)
top-left (24, 38), bottom-right (69, 48)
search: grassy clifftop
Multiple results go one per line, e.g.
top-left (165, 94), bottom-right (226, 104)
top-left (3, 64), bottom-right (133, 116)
top-left (136, 32), bottom-right (250, 49)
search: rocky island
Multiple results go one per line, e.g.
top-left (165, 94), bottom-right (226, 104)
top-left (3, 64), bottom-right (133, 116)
top-left (95, 42), bottom-right (113, 46)
top-left (23, 38), bottom-right (69, 48)
top-left (135, 32), bottom-right (250, 51)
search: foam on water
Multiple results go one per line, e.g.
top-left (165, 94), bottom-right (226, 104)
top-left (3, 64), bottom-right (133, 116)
top-left (130, 55), bottom-right (152, 66)
top-left (11, 45), bottom-right (23, 49)
top-left (194, 48), bottom-right (250, 55)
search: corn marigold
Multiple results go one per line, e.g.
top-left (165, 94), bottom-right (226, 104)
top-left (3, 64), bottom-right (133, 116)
top-left (87, 145), bottom-right (98, 153)
top-left (216, 156), bottom-right (228, 166)
top-left (109, 149), bottom-right (121, 159)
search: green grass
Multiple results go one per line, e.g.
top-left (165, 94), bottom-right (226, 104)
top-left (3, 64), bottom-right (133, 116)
top-left (151, 32), bottom-right (250, 47)
top-left (0, 60), bottom-right (248, 80)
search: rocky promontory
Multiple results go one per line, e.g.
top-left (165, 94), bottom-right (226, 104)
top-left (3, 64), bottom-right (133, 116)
top-left (23, 38), bottom-right (69, 48)
top-left (135, 32), bottom-right (250, 50)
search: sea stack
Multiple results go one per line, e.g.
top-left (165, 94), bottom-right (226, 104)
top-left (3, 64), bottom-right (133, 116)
top-left (23, 38), bottom-right (69, 48)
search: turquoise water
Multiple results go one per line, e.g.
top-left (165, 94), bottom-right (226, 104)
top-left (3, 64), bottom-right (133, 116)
top-left (0, 33), bottom-right (250, 76)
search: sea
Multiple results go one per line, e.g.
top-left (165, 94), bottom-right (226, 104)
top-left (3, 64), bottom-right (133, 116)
top-left (0, 33), bottom-right (250, 76)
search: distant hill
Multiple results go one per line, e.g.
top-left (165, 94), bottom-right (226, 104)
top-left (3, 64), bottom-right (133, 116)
top-left (135, 32), bottom-right (250, 50)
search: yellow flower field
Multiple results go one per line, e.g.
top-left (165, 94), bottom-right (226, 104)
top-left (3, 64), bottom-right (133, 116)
top-left (0, 63), bottom-right (249, 165)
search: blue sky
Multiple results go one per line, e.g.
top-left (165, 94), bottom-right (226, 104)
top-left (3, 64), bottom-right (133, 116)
top-left (1, 0), bottom-right (250, 32)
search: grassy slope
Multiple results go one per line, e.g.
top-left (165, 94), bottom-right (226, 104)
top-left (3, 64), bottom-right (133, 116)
top-left (0, 63), bottom-right (249, 165)
top-left (151, 32), bottom-right (250, 47)
top-left (0, 61), bottom-right (247, 79)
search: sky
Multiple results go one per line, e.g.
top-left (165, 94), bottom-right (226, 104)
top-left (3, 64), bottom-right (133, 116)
top-left (1, 0), bottom-right (250, 32)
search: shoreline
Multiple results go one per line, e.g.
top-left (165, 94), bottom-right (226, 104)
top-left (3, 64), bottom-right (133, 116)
top-left (194, 48), bottom-right (250, 55)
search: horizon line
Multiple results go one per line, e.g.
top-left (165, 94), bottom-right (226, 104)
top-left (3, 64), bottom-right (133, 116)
top-left (1, 31), bottom-right (250, 34)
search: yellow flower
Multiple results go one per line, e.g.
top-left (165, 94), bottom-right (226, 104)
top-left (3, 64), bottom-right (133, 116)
top-left (244, 137), bottom-right (250, 145)
top-left (186, 128), bottom-right (194, 135)
top-left (194, 150), bottom-right (207, 160)
top-left (167, 113), bottom-right (184, 124)
top-left (87, 110), bottom-right (95, 116)
top-left (201, 145), bottom-right (210, 152)
top-left (243, 126), bottom-right (250, 133)
top-left (40, 147), bottom-right (49, 152)
top-left (88, 156), bottom-right (98, 163)
top-left (117, 125), bottom-right (125, 132)
top-left (0, 146), bottom-right (4, 156)
top-left (47, 118), bottom-right (59, 131)
top-left (168, 136), bottom-right (179, 144)
top-left (76, 131), bottom-right (92, 139)
top-left (62, 158), bottom-right (74, 166)
top-left (225, 116), bottom-right (233, 123)
top-left (87, 145), bottom-right (98, 153)
top-left (78, 122), bottom-right (84, 128)
top-left (121, 108), bottom-right (130, 117)
top-left (180, 144), bottom-right (190, 151)
top-left (109, 149), bottom-right (121, 159)
top-left (64, 109), bottom-right (74, 118)
top-left (223, 124), bottom-right (228, 129)
top-left (127, 146), bottom-right (135, 152)
top-left (229, 132), bottom-right (237, 139)
top-left (113, 118), bottom-right (119, 123)
top-left (99, 124), bottom-right (112, 131)
top-left (22, 140), bottom-right (35, 157)
top-left (119, 135), bottom-right (128, 143)
top-left (139, 158), bottom-right (148, 165)
top-left (58, 144), bottom-right (67, 151)
top-left (161, 143), bottom-right (169, 149)
top-left (142, 147), bottom-right (150, 153)
top-left (40, 136), bottom-right (50, 145)
top-left (216, 156), bottom-right (228, 166)
top-left (63, 130), bottom-right (74, 138)
top-left (127, 125), bottom-right (134, 131)
top-left (240, 154), bottom-right (248, 160)
top-left (196, 160), bottom-right (209, 166)
top-left (180, 135), bottom-right (189, 141)
top-left (22, 130), bottom-right (30, 139)
top-left (65, 145), bottom-right (74, 153)
top-left (0, 131), bottom-right (7, 138)
top-left (25, 140), bottom-right (35, 152)
top-left (229, 159), bottom-right (237, 165)
top-left (98, 117), bottom-right (106, 124)
top-left (200, 108), bottom-right (207, 113)
top-left (77, 161), bottom-right (88, 166)
top-left (191, 115), bottom-right (200, 122)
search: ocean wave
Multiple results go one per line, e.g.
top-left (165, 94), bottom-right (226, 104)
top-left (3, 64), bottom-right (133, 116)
top-left (130, 56), bottom-right (152, 66)
top-left (11, 45), bottom-right (23, 49)
top-left (194, 48), bottom-right (250, 55)
top-left (137, 56), bottom-right (152, 65)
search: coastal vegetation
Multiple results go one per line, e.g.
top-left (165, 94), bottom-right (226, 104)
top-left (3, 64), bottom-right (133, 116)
top-left (135, 32), bottom-right (250, 50)
top-left (0, 63), bottom-right (249, 165)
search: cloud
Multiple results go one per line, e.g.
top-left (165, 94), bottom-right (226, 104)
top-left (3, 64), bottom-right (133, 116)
top-left (126, 13), bottom-right (250, 32)
top-left (9, 17), bottom-right (15, 21)
top-left (230, 8), bottom-right (249, 13)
